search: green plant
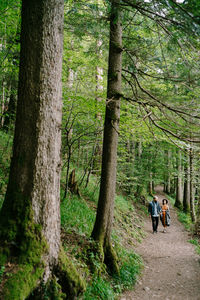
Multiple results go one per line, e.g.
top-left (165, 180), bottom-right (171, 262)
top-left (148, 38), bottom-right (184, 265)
top-left (61, 195), bottom-right (95, 236)
top-left (82, 276), bottom-right (115, 300)
top-left (0, 265), bottom-right (5, 284)
top-left (113, 250), bottom-right (143, 291)
top-left (177, 211), bottom-right (192, 230)
top-left (188, 239), bottom-right (200, 256)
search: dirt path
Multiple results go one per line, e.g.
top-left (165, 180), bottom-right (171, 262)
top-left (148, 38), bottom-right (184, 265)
top-left (120, 188), bottom-right (200, 300)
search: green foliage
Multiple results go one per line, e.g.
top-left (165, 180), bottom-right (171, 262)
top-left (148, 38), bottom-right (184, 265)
top-left (188, 239), bottom-right (200, 256)
top-left (0, 131), bottom-right (12, 209)
top-left (61, 195), bottom-right (95, 236)
top-left (59, 165), bottom-right (144, 299)
top-left (177, 211), bottom-right (192, 231)
top-left (114, 250), bottom-right (142, 292)
top-left (81, 247), bottom-right (142, 299)
top-left (34, 278), bottom-right (66, 300)
top-left (0, 265), bottom-right (5, 284)
top-left (83, 276), bottom-right (115, 300)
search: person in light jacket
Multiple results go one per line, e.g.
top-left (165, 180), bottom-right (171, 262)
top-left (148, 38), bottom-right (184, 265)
top-left (148, 196), bottom-right (161, 234)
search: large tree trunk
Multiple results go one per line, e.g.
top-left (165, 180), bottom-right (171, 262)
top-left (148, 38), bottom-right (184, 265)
top-left (0, 1), bottom-right (84, 298)
top-left (91, 0), bottom-right (122, 275)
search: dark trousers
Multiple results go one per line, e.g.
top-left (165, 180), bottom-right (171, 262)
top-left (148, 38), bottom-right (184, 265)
top-left (151, 216), bottom-right (159, 232)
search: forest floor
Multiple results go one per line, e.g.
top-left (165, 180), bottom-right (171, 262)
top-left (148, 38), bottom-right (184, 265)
top-left (120, 186), bottom-right (200, 300)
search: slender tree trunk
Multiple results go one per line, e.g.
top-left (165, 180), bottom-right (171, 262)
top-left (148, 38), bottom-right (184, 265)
top-left (2, 92), bottom-right (16, 131)
top-left (0, 1), bottom-right (84, 298)
top-left (189, 148), bottom-right (196, 222)
top-left (166, 149), bottom-right (171, 194)
top-left (0, 81), bottom-right (5, 126)
top-left (195, 194), bottom-right (200, 236)
top-left (183, 151), bottom-right (190, 213)
top-left (63, 146), bottom-right (72, 199)
top-left (149, 172), bottom-right (153, 195)
top-left (91, 0), bottom-right (122, 274)
top-left (175, 149), bottom-right (182, 209)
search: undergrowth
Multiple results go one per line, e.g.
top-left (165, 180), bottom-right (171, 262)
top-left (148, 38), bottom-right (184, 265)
top-left (0, 131), bottom-right (13, 209)
top-left (188, 239), bottom-right (200, 256)
top-left (60, 167), bottom-right (145, 299)
top-left (177, 211), bottom-right (192, 231)
top-left (0, 131), bottom-right (145, 299)
top-left (171, 196), bottom-right (200, 257)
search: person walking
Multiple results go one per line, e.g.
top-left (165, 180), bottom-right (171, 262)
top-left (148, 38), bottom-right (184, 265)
top-left (148, 196), bottom-right (161, 234)
top-left (160, 198), bottom-right (170, 233)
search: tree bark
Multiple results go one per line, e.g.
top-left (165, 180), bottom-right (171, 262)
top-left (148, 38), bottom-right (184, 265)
top-left (166, 149), bottom-right (171, 194)
top-left (189, 148), bottom-right (196, 222)
top-left (2, 93), bottom-right (16, 132)
top-left (175, 149), bottom-right (182, 209)
top-left (91, 0), bottom-right (122, 275)
top-left (0, 1), bottom-right (85, 298)
top-left (183, 150), bottom-right (190, 213)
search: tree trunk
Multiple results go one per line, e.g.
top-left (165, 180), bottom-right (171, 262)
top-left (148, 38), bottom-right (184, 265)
top-left (2, 92), bottom-right (16, 131)
top-left (0, 1), bottom-right (85, 298)
top-left (183, 151), bottom-right (190, 213)
top-left (166, 149), bottom-right (171, 194)
top-left (149, 172), bottom-right (153, 195)
top-left (91, 0), bottom-right (122, 275)
top-left (189, 148), bottom-right (196, 222)
top-left (195, 195), bottom-right (200, 236)
top-left (175, 149), bottom-right (182, 209)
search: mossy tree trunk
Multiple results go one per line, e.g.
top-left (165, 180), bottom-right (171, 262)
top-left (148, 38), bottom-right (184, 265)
top-left (91, 0), bottom-right (122, 275)
top-left (0, 1), bottom-right (85, 299)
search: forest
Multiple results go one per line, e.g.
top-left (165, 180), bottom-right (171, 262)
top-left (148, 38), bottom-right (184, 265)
top-left (0, 0), bottom-right (200, 299)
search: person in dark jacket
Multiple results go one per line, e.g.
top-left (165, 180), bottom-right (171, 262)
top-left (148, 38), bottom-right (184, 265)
top-left (148, 196), bottom-right (161, 234)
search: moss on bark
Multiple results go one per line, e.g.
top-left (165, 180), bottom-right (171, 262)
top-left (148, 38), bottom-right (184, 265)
top-left (2, 264), bottom-right (44, 300)
top-left (104, 241), bottom-right (119, 275)
top-left (54, 247), bottom-right (86, 299)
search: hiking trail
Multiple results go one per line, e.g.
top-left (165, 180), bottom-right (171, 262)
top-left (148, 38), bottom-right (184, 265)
top-left (120, 186), bottom-right (200, 300)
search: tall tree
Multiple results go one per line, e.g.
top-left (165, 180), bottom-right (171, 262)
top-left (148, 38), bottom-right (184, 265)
top-left (189, 147), bottom-right (196, 222)
top-left (0, 1), bottom-right (84, 298)
top-left (91, 0), bottom-right (122, 274)
top-left (183, 150), bottom-right (190, 213)
top-left (175, 149), bottom-right (182, 209)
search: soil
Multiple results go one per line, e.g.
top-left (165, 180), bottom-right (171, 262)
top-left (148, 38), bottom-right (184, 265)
top-left (120, 187), bottom-right (200, 300)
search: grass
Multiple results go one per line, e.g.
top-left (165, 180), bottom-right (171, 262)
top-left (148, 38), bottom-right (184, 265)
top-left (188, 239), bottom-right (200, 256)
top-left (60, 168), bottom-right (144, 299)
top-left (61, 194), bottom-right (95, 236)
top-left (113, 249), bottom-right (142, 292)
top-left (83, 277), bottom-right (115, 300)
top-left (0, 132), bottom-right (145, 299)
top-left (177, 211), bottom-right (192, 231)
top-left (166, 195), bottom-right (175, 206)
top-left (169, 195), bottom-right (200, 257)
